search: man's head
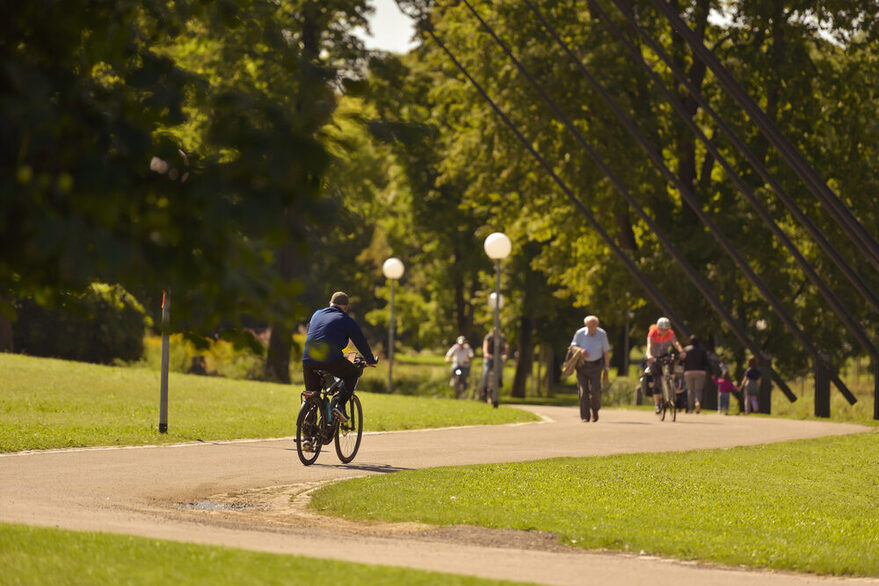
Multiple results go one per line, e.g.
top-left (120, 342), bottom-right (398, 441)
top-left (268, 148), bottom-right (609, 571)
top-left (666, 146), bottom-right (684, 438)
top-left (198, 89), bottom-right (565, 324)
top-left (656, 317), bottom-right (671, 331)
top-left (457, 336), bottom-right (467, 345)
top-left (330, 291), bottom-right (349, 311)
top-left (584, 315), bottom-right (599, 333)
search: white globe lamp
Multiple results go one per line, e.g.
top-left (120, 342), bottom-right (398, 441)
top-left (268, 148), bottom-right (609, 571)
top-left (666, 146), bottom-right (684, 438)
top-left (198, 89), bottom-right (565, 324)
top-left (382, 257), bottom-right (405, 280)
top-left (484, 232), bottom-right (512, 260)
top-left (488, 292), bottom-right (505, 309)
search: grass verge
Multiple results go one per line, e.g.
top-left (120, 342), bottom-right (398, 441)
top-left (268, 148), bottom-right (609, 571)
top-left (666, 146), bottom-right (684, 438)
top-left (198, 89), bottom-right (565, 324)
top-left (0, 354), bottom-right (536, 453)
top-left (311, 432), bottom-right (879, 577)
top-left (0, 523), bottom-right (530, 586)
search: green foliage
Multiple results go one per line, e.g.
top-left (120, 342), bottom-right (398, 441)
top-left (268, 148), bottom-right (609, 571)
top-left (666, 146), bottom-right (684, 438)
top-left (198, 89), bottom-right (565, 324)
top-left (0, 523), bottom-right (525, 586)
top-left (141, 334), bottom-right (269, 381)
top-left (360, 0), bottom-right (879, 381)
top-left (14, 284), bottom-right (149, 364)
top-left (0, 353), bottom-right (535, 452)
top-left (0, 0), bottom-right (374, 343)
top-left (312, 433), bottom-right (879, 576)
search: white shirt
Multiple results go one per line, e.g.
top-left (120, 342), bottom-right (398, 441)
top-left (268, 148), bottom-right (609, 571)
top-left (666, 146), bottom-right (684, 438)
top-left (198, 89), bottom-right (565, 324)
top-left (445, 344), bottom-right (474, 367)
top-left (570, 327), bottom-right (610, 362)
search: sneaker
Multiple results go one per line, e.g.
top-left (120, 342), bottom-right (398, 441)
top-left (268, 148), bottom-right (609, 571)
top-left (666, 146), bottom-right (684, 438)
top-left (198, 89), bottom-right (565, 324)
top-left (654, 405), bottom-right (662, 414)
top-left (301, 440), bottom-right (314, 453)
top-left (592, 412), bottom-right (599, 422)
top-left (332, 407), bottom-right (349, 424)
top-left (695, 401), bottom-right (701, 414)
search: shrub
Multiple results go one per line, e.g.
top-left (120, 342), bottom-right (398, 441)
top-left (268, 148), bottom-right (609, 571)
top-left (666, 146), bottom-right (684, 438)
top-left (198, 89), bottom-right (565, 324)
top-left (14, 283), bottom-right (150, 364)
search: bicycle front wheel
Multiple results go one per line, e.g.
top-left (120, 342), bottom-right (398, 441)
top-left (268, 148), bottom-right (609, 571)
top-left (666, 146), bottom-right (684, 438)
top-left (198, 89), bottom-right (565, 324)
top-left (661, 377), bottom-right (672, 422)
top-left (296, 399), bottom-right (323, 466)
top-left (334, 394), bottom-right (363, 463)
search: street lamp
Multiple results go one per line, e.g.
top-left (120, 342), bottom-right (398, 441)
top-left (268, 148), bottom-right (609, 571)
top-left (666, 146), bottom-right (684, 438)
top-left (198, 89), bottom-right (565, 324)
top-left (623, 309), bottom-right (635, 377)
top-left (382, 257), bottom-right (405, 394)
top-left (484, 232), bottom-right (511, 408)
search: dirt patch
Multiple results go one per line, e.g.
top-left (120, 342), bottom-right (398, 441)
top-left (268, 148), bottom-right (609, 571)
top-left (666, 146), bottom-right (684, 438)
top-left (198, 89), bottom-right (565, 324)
top-left (156, 480), bottom-right (577, 553)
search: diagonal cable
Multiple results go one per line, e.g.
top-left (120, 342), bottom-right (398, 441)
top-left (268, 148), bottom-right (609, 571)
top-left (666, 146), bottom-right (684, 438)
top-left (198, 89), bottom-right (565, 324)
top-left (647, 0), bottom-right (879, 272)
top-left (598, 0), bottom-right (879, 315)
top-left (426, 7), bottom-right (800, 401)
top-left (495, 0), bottom-right (856, 402)
top-left (527, 0), bottom-right (878, 357)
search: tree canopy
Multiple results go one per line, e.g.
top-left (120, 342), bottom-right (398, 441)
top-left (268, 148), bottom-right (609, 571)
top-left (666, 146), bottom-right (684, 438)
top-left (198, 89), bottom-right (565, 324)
top-left (3, 0), bottom-right (878, 384)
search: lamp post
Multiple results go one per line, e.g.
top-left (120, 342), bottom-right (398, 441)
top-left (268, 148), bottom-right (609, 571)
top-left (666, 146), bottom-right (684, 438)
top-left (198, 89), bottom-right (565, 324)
top-left (484, 232), bottom-right (511, 408)
top-left (383, 257), bottom-right (405, 394)
top-left (159, 289), bottom-right (170, 433)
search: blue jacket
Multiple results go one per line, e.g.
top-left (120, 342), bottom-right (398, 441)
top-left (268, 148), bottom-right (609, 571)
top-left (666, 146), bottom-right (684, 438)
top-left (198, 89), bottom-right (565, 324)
top-left (302, 305), bottom-right (376, 365)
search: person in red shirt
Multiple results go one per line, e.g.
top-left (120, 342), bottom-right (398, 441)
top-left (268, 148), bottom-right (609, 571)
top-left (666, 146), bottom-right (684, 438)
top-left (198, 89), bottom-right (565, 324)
top-left (645, 317), bottom-right (685, 414)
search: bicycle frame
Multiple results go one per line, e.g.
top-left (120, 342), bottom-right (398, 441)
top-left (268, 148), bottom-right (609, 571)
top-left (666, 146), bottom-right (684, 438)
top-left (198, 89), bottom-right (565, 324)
top-left (296, 353), bottom-right (368, 465)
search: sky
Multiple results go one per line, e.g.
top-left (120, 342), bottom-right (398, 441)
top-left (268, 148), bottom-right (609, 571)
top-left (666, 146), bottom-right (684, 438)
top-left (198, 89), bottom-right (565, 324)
top-left (357, 0), bottom-right (418, 54)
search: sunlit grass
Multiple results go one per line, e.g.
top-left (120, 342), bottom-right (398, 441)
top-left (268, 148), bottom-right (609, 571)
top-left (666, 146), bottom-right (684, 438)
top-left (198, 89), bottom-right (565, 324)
top-left (311, 433), bottom-right (879, 577)
top-left (0, 523), bottom-right (530, 586)
top-left (0, 353), bottom-right (536, 452)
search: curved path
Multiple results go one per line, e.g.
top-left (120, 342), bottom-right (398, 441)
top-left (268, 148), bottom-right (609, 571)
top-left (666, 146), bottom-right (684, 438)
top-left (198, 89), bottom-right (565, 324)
top-left (1, 405), bottom-right (875, 585)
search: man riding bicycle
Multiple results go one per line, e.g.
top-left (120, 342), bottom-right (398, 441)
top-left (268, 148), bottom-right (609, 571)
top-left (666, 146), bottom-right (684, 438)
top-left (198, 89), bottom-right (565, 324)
top-left (643, 317), bottom-right (685, 414)
top-left (445, 336), bottom-right (474, 397)
top-left (302, 292), bottom-right (377, 426)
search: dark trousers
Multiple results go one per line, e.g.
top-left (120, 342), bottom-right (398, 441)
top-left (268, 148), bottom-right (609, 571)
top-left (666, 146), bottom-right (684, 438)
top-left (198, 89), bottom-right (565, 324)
top-left (303, 360), bottom-right (362, 413)
top-left (576, 360), bottom-right (603, 419)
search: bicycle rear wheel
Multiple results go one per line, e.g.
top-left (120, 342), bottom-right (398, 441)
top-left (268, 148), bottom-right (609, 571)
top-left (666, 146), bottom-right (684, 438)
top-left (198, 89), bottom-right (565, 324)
top-left (334, 394), bottom-right (363, 463)
top-left (296, 399), bottom-right (323, 466)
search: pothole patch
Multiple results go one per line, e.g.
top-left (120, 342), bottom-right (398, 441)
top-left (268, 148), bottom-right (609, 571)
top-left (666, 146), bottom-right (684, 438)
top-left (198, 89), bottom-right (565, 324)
top-left (176, 500), bottom-right (262, 511)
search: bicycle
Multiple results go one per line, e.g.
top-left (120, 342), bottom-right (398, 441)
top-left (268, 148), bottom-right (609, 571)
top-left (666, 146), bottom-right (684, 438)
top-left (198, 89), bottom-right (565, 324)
top-left (655, 354), bottom-right (678, 422)
top-left (296, 354), bottom-right (367, 466)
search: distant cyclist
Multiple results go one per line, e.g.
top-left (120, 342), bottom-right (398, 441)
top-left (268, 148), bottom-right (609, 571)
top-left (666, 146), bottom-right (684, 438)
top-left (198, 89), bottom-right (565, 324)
top-left (645, 317), bottom-right (685, 415)
top-left (445, 336), bottom-right (474, 396)
top-left (302, 292), bottom-right (377, 423)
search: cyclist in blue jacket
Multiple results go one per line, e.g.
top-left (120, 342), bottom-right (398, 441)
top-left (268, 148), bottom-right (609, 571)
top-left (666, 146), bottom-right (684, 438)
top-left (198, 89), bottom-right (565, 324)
top-left (302, 292), bottom-right (377, 423)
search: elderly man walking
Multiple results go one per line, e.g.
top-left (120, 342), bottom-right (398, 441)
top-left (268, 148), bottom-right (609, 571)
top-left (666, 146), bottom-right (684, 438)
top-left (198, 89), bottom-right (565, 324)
top-left (569, 315), bottom-right (611, 422)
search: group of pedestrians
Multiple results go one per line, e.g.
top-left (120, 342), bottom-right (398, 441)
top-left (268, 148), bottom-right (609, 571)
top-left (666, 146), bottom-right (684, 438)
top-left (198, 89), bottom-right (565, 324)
top-left (568, 314), bottom-right (765, 420)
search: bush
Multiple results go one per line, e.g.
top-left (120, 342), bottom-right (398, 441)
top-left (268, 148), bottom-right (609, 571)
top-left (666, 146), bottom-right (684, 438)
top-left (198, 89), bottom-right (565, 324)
top-left (14, 284), bottom-right (150, 364)
top-left (142, 334), bottom-right (268, 380)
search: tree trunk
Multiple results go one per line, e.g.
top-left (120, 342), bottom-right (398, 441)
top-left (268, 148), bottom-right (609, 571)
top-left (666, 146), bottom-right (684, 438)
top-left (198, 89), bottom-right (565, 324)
top-left (512, 314), bottom-right (534, 398)
top-left (0, 311), bottom-right (12, 352)
top-left (265, 209), bottom-right (297, 384)
top-left (612, 325), bottom-right (627, 375)
top-left (543, 345), bottom-right (556, 397)
top-left (265, 3), bottom-right (323, 383)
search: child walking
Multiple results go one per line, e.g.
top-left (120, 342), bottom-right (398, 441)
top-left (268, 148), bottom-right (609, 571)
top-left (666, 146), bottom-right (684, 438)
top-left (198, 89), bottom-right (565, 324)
top-left (712, 366), bottom-right (738, 415)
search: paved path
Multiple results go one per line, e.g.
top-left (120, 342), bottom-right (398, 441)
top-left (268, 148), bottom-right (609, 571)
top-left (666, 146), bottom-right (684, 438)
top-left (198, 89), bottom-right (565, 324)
top-left (1, 406), bottom-right (875, 585)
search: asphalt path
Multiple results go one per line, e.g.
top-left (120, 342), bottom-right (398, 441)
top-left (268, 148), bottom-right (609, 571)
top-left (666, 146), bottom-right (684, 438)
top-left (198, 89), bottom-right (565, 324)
top-left (1, 405), bottom-right (875, 585)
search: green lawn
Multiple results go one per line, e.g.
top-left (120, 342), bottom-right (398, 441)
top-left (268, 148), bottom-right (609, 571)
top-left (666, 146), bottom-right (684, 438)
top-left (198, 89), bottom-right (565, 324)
top-left (311, 432), bottom-right (879, 577)
top-left (0, 523), bottom-right (530, 586)
top-left (0, 353), bottom-right (536, 452)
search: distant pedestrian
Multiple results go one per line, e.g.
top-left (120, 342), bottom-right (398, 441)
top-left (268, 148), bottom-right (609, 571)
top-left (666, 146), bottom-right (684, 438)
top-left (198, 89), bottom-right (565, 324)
top-left (480, 330), bottom-right (508, 405)
top-left (682, 335), bottom-right (711, 414)
top-left (569, 315), bottom-right (610, 422)
top-left (739, 356), bottom-right (762, 414)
